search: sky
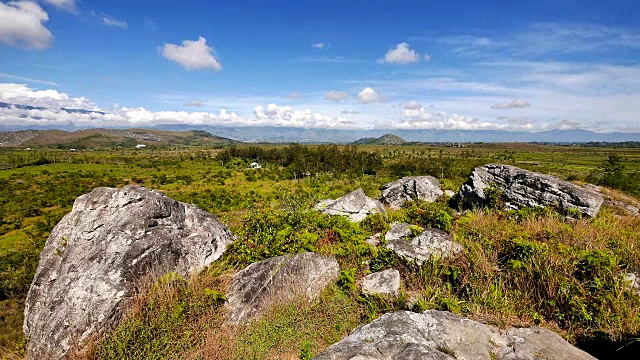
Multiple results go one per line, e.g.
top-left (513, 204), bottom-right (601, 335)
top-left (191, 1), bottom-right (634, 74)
top-left (0, 0), bottom-right (639, 132)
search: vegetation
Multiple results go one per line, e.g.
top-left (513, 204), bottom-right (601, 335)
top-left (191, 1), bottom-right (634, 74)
top-left (0, 143), bottom-right (639, 358)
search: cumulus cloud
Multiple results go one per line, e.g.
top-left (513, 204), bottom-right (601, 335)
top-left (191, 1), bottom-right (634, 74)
top-left (184, 100), bottom-right (203, 107)
top-left (161, 37), bottom-right (222, 71)
top-left (380, 43), bottom-right (421, 64)
top-left (341, 110), bottom-right (359, 114)
top-left (358, 87), bottom-right (383, 104)
top-left (0, 83), bottom-right (354, 129)
top-left (102, 14), bottom-right (128, 29)
top-left (398, 102), bottom-right (508, 130)
top-left (252, 103), bottom-right (352, 128)
top-left (491, 99), bottom-right (530, 109)
top-left (0, 1), bottom-right (53, 49)
top-left (324, 90), bottom-right (348, 101)
top-left (42, 0), bottom-right (76, 12)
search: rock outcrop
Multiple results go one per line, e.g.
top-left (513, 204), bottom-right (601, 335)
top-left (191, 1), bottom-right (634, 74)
top-left (23, 186), bottom-right (235, 359)
top-left (362, 269), bottom-right (400, 296)
top-left (386, 228), bottom-right (462, 265)
top-left (314, 310), bottom-right (595, 360)
top-left (226, 252), bottom-right (339, 323)
top-left (460, 164), bottom-right (604, 217)
top-left (380, 176), bottom-right (443, 209)
top-left (319, 189), bottom-right (384, 222)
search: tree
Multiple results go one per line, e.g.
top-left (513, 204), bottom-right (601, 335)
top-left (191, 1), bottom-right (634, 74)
top-left (599, 154), bottom-right (625, 188)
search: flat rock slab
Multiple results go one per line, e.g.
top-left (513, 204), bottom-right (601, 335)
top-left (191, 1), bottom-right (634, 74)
top-left (320, 189), bottom-right (384, 222)
top-left (362, 269), bottom-right (400, 296)
top-left (386, 228), bottom-right (462, 265)
top-left (313, 310), bottom-right (595, 360)
top-left (23, 186), bottom-right (235, 359)
top-left (380, 176), bottom-right (443, 209)
top-left (460, 164), bottom-right (604, 218)
top-left (226, 252), bottom-right (339, 323)
top-left (384, 222), bottom-right (420, 242)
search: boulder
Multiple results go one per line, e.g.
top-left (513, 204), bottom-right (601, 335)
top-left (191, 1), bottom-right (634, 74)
top-left (444, 190), bottom-right (456, 198)
top-left (460, 164), bottom-right (604, 217)
top-left (623, 271), bottom-right (640, 295)
top-left (314, 199), bottom-right (335, 211)
top-left (23, 186), bottom-right (235, 359)
top-left (386, 228), bottom-right (462, 265)
top-left (320, 189), bottom-right (384, 222)
top-left (384, 222), bottom-right (420, 242)
top-left (313, 310), bottom-right (595, 360)
top-left (362, 269), bottom-right (400, 296)
top-left (366, 233), bottom-right (381, 246)
top-left (226, 252), bottom-right (339, 323)
top-left (380, 176), bottom-right (443, 209)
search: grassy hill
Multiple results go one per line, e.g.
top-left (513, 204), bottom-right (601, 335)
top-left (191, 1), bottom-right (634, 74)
top-left (0, 129), bottom-right (238, 149)
top-left (353, 133), bottom-right (407, 145)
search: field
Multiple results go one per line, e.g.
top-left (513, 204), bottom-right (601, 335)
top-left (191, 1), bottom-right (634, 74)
top-left (1, 143), bottom-right (640, 359)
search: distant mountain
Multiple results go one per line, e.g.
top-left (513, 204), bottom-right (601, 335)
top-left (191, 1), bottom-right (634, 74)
top-left (2, 124), bottom-right (640, 144)
top-left (353, 133), bottom-right (407, 145)
top-left (0, 129), bottom-right (238, 148)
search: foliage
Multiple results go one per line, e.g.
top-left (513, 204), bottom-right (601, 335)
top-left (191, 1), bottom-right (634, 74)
top-left (403, 199), bottom-right (454, 231)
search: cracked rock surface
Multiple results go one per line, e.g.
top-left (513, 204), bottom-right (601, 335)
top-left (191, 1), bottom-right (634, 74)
top-left (23, 185), bottom-right (234, 359)
top-left (313, 310), bottom-right (595, 360)
top-left (460, 164), bottom-right (604, 218)
top-left (226, 252), bottom-right (339, 323)
top-left (320, 189), bottom-right (384, 222)
top-left (386, 228), bottom-right (462, 265)
top-left (362, 269), bottom-right (400, 296)
top-left (380, 176), bottom-right (443, 209)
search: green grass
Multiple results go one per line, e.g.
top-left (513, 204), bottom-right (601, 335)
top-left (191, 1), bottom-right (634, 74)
top-left (0, 144), bottom-right (639, 358)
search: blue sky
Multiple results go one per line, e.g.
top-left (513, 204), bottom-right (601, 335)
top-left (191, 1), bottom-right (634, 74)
top-left (0, 0), bottom-right (639, 131)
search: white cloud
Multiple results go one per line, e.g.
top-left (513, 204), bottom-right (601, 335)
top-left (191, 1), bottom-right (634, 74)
top-left (161, 37), bottom-right (222, 71)
top-left (288, 92), bottom-right (302, 100)
top-left (0, 1), bottom-right (53, 49)
top-left (184, 100), bottom-right (203, 107)
top-left (102, 14), bottom-right (128, 29)
top-left (398, 104), bottom-right (508, 130)
top-left (0, 83), bottom-right (354, 129)
top-left (403, 101), bottom-right (423, 110)
top-left (381, 43), bottom-right (421, 64)
top-left (0, 73), bottom-right (58, 86)
top-left (311, 42), bottom-right (326, 49)
top-left (324, 91), bottom-right (348, 101)
top-left (42, 0), bottom-right (76, 13)
top-left (358, 87), bottom-right (383, 104)
top-left (491, 99), bottom-right (530, 109)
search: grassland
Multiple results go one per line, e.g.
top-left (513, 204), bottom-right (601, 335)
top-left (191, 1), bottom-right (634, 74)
top-left (1, 143), bottom-right (639, 359)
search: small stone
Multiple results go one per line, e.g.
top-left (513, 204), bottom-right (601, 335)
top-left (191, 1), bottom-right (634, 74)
top-left (380, 176), bottom-right (443, 209)
top-left (386, 228), bottom-right (462, 265)
top-left (362, 269), bottom-right (400, 296)
top-left (320, 189), bottom-right (384, 222)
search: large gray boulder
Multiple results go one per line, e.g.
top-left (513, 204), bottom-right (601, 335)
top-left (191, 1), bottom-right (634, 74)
top-left (320, 189), bottom-right (384, 222)
top-left (386, 229), bottom-right (462, 265)
top-left (384, 222), bottom-right (420, 242)
top-left (314, 310), bottom-right (595, 360)
top-left (460, 164), bottom-right (604, 217)
top-left (380, 176), bottom-right (443, 209)
top-left (23, 186), bottom-right (235, 359)
top-left (226, 252), bottom-right (339, 323)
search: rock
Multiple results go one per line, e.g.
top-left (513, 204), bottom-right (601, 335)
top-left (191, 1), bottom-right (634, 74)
top-left (444, 190), bottom-right (456, 198)
top-left (380, 176), bottom-right (443, 209)
top-left (313, 310), bottom-right (595, 360)
top-left (384, 222), bottom-right (419, 242)
top-left (23, 186), bottom-right (235, 359)
top-left (460, 164), bottom-right (604, 218)
top-left (226, 252), bottom-right (339, 323)
top-left (366, 233), bottom-right (381, 246)
top-left (584, 184), bottom-right (639, 216)
top-left (386, 228), bottom-right (462, 265)
top-left (321, 189), bottom-right (384, 222)
top-left (362, 269), bottom-right (400, 296)
top-left (623, 271), bottom-right (640, 295)
top-left (314, 199), bottom-right (335, 211)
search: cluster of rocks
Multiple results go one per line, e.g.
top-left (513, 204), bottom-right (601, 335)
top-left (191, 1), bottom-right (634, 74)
top-left (24, 162), bottom-right (620, 358)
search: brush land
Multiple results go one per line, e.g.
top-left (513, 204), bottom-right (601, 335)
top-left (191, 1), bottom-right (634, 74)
top-left (1, 142), bottom-right (640, 359)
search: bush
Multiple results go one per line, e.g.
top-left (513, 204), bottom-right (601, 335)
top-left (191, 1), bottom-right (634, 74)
top-left (404, 200), bottom-right (454, 231)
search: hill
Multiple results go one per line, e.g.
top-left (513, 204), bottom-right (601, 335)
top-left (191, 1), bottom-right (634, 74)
top-left (0, 129), bottom-right (238, 148)
top-left (353, 133), bottom-right (407, 145)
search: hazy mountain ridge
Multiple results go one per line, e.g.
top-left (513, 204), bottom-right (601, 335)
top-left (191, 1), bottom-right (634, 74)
top-left (353, 134), bottom-right (407, 145)
top-left (2, 125), bottom-right (640, 144)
